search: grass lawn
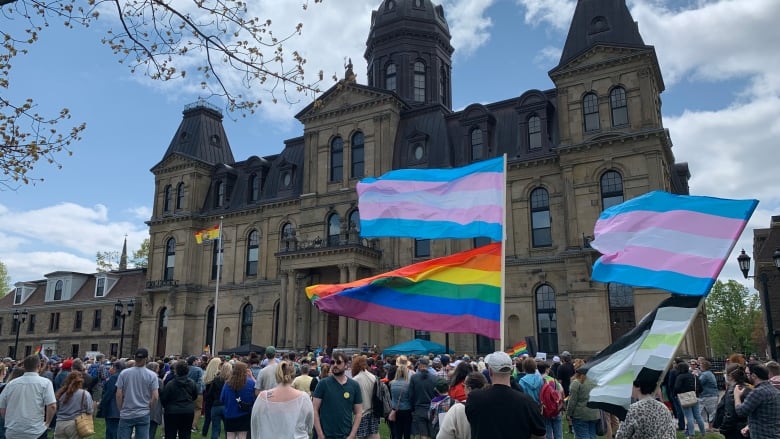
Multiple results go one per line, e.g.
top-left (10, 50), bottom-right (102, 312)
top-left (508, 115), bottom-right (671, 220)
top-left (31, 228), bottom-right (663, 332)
top-left (89, 416), bottom-right (723, 439)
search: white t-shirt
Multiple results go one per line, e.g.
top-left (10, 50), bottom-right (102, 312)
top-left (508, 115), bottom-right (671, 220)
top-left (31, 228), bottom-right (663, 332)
top-left (0, 372), bottom-right (57, 439)
top-left (250, 390), bottom-right (313, 439)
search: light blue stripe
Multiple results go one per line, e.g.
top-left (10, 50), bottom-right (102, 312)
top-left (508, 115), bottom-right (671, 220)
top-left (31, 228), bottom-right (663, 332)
top-left (599, 191), bottom-right (758, 221)
top-left (360, 218), bottom-right (503, 241)
top-left (592, 261), bottom-right (713, 296)
top-left (359, 157), bottom-right (503, 184)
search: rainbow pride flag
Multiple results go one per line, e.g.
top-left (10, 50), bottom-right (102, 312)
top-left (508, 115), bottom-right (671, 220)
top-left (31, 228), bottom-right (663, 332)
top-left (34, 345), bottom-right (42, 355)
top-left (306, 243), bottom-right (502, 339)
top-left (357, 156), bottom-right (504, 241)
top-left (506, 341), bottom-right (528, 357)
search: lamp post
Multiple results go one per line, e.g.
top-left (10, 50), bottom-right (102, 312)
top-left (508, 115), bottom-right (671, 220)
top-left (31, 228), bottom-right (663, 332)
top-left (114, 299), bottom-right (135, 359)
top-left (12, 309), bottom-right (28, 360)
top-left (737, 248), bottom-right (780, 360)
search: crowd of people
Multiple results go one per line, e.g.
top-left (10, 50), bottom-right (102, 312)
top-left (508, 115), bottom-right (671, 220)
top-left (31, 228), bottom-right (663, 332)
top-left (0, 348), bottom-right (778, 439)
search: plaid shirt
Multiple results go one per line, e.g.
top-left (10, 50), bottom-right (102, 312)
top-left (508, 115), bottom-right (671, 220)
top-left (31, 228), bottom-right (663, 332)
top-left (735, 381), bottom-right (780, 439)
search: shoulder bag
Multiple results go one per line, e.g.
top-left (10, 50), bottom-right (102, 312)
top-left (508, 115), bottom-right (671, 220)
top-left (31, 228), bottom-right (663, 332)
top-left (388, 383), bottom-right (406, 422)
top-left (74, 390), bottom-right (95, 437)
top-left (678, 376), bottom-right (698, 408)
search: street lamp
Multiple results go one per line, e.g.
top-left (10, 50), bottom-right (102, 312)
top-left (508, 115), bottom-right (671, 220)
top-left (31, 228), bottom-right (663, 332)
top-left (12, 309), bottom-right (28, 360)
top-left (114, 299), bottom-right (135, 358)
top-left (737, 248), bottom-right (780, 360)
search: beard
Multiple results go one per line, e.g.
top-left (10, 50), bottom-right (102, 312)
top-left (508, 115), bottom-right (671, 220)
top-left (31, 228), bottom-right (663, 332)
top-left (332, 368), bottom-right (345, 377)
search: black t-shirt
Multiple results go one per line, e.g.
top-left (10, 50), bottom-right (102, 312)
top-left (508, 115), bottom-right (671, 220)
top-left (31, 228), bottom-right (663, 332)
top-left (557, 363), bottom-right (575, 396)
top-left (465, 384), bottom-right (546, 439)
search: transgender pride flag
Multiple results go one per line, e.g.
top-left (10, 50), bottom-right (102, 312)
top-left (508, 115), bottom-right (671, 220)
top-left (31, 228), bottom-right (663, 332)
top-left (590, 191), bottom-right (758, 296)
top-left (357, 157), bottom-right (504, 241)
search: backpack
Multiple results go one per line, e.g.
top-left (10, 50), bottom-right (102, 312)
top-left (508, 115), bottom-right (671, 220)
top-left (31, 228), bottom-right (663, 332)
top-left (372, 379), bottom-right (392, 418)
top-left (88, 363), bottom-right (99, 379)
top-left (540, 378), bottom-right (564, 418)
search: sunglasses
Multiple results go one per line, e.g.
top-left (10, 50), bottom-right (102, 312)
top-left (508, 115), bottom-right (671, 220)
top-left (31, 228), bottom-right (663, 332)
top-left (334, 360), bottom-right (345, 365)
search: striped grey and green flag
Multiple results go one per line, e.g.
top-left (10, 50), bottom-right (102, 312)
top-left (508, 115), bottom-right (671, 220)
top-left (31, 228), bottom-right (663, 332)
top-left (579, 294), bottom-right (703, 419)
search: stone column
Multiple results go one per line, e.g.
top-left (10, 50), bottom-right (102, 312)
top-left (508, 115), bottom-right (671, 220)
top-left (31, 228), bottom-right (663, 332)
top-left (286, 270), bottom-right (297, 350)
top-left (279, 270), bottom-right (290, 348)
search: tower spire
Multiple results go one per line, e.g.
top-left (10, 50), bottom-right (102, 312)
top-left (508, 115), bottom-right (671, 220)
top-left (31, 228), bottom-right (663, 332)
top-left (119, 234), bottom-right (128, 270)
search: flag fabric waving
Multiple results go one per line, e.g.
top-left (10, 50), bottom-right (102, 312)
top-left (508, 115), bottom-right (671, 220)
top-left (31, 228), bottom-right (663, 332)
top-left (306, 243), bottom-right (502, 339)
top-left (580, 295), bottom-right (703, 420)
top-left (356, 157), bottom-right (505, 241)
top-left (590, 191), bottom-right (758, 296)
top-left (195, 225), bottom-right (220, 244)
top-left (506, 341), bottom-right (528, 357)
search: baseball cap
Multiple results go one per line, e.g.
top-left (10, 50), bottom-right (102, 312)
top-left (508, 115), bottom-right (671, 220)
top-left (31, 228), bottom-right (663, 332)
top-left (485, 351), bottom-right (513, 373)
top-left (432, 357), bottom-right (442, 365)
top-left (61, 359), bottom-right (74, 370)
top-left (561, 351), bottom-right (571, 359)
top-left (418, 357), bottom-right (430, 365)
top-left (265, 346), bottom-right (276, 355)
top-left (434, 379), bottom-right (449, 393)
top-left (135, 348), bottom-right (149, 359)
top-left (553, 356), bottom-right (561, 363)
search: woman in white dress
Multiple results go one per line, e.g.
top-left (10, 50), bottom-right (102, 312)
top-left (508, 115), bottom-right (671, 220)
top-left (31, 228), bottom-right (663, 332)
top-left (250, 360), bottom-right (313, 439)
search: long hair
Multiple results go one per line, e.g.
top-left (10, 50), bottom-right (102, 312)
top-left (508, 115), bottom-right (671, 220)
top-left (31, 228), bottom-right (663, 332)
top-left (449, 361), bottom-right (471, 387)
top-left (394, 363), bottom-right (409, 382)
top-left (55, 371), bottom-right (84, 404)
top-left (204, 357), bottom-right (222, 384)
top-left (275, 360), bottom-right (296, 385)
top-left (351, 355), bottom-right (368, 377)
top-left (218, 361), bottom-right (233, 381)
top-left (319, 363), bottom-right (330, 379)
top-left (227, 361), bottom-right (249, 391)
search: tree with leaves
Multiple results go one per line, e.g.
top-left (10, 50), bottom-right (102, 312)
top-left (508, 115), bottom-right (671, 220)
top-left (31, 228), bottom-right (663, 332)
top-left (706, 279), bottom-right (764, 356)
top-left (0, 258), bottom-right (10, 295)
top-left (1, 0), bottom-right (326, 189)
top-left (96, 237), bottom-right (149, 271)
top-left (131, 237), bottom-right (149, 268)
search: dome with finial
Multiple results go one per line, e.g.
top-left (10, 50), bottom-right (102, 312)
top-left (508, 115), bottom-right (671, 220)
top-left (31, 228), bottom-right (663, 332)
top-left (367, 0), bottom-right (450, 50)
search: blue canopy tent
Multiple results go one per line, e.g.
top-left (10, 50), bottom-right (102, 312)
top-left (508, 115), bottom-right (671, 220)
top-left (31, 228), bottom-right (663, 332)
top-left (382, 338), bottom-right (453, 356)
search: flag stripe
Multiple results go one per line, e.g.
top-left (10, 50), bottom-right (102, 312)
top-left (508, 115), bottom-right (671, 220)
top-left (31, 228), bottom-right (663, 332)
top-left (591, 229), bottom-right (737, 259)
top-left (358, 156), bottom-right (504, 183)
top-left (597, 191), bottom-right (758, 220)
top-left (359, 197), bottom-right (504, 223)
top-left (310, 272), bottom-right (501, 301)
top-left (314, 295), bottom-right (500, 339)
top-left (357, 173), bottom-right (504, 197)
top-left (598, 245), bottom-right (726, 279)
top-left (359, 218), bottom-right (503, 240)
top-left (594, 210), bottom-right (748, 240)
top-left (357, 157), bottom-right (504, 241)
top-left (592, 262), bottom-right (713, 295)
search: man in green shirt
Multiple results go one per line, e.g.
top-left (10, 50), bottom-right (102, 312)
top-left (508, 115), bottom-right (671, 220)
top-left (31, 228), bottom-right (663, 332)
top-left (313, 351), bottom-right (362, 439)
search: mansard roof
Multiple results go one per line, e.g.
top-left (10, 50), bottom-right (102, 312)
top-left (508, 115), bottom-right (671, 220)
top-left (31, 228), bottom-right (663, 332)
top-left (156, 101), bottom-right (235, 169)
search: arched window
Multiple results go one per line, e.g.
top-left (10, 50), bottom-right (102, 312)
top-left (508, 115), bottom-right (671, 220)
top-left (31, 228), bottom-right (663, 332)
top-left (600, 171), bottom-right (624, 210)
top-left (470, 128), bottom-right (483, 161)
top-left (156, 307), bottom-right (169, 358)
top-left (530, 188), bottom-right (552, 247)
top-left (385, 63), bottom-right (397, 92)
top-left (439, 66), bottom-right (448, 107)
top-left (535, 284), bottom-right (558, 354)
top-left (248, 173), bottom-right (260, 202)
top-left (240, 304), bottom-right (253, 345)
top-left (214, 181), bottom-right (225, 208)
top-left (608, 283), bottom-right (636, 341)
top-left (54, 280), bottom-right (63, 301)
top-left (528, 115), bottom-right (542, 149)
top-left (211, 239), bottom-right (223, 280)
top-left (205, 306), bottom-right (214, 352)
top-left (413, 61), bottom-right (426, 102)
top-left (610, 87), bottom-right (628, 127)
top-left (583, 92), bottom-right (600, 132)
top-left (176, 182), bottom-right (185, 209)
top-left (164, 238), bottom-right (176, 281)
top-left (163, 185), bottom-right (172, 212)
top-left (330, 137), bottom-right (343, 182)
top-left (246, 230), bottom-right (259, 276)
top-left (281, 222), bottom-right (294, 251)
top-left (348, 210), bottom-right (360, 235)
top-left (351, 132), bottom-right (365, 178)
top-left (327, 213), bottom-right (341, 246)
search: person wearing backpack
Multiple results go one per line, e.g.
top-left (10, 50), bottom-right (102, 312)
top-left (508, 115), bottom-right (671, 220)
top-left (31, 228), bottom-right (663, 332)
top-left (538, 362), bottom-right (564, 439)
top-left (352, 355), bottom-right (381, 439)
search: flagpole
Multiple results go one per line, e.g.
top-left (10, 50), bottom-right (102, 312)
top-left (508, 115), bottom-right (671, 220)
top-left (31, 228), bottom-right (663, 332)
top-left (500, 154), bottom-right (507, 351)
top-left (212, 217), bottom-right (223, 357)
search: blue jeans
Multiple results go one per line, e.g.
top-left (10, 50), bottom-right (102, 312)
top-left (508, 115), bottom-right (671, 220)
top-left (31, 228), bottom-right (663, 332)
top-left (544, 415), bottom-right (563, 439)
top-left (210, 405), bottom-right (225, 439)
top-left (683, 402), bottom-right (706, 437)
top-left (105, 418), bottom-right (120, 439)
top-left (572, 418), bottom-right (598, 439)
top-left (118, 415), bottom-right (151, 439)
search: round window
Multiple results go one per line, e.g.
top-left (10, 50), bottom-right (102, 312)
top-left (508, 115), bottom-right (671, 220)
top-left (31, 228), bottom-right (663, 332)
top-left (283, 172), bottom-right (292, 187)
top-left (414, 144), bottom-right (424, 160)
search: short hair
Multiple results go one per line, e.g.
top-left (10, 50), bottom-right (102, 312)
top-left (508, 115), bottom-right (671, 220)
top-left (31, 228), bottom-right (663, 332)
top-left (765, 361), bottom-right (780, 377)
top-left (23, 355), bottom-right (40, 372)
top-left (72, 358), bottom-right (85, 372)
top-left (275, 360), bottom-right (296, 385)
top-left (726, 363), bottom-right (748, 385)
top-left (146, 362), bottom-right (160, 373)
top-left (676, 362), bottom-right (690, 374)
top-left (331, 351), bottom-right (348, 365)
top-left (747, 361), bottom-right (769, 381)
top-left (174, 360), bottom-right (190, 377)
top-left (113, 360), bottom-right (126, 372)
top-left (537, 362), bottom-right (550, 375)
top-left (699, 359), bottom-right (711, 371)
top-left (633, 379), bottom-right (657, 396)
top-left (464, 371), bottom-right (487, 391)
top-left (522, 357), bottom-right (537, 374)
top-left (300, 363), bottom-right (310, 375)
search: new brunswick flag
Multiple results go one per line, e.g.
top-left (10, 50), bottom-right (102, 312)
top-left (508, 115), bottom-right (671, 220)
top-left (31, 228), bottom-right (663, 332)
top-left (195, 225), bottom-right (220, 244)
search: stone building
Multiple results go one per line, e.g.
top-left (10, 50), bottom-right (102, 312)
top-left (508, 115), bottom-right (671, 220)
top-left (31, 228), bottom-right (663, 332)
top-left (141, 0), bottom-right (706, 358)
top-left (749, 215), bottom-right (780, 358)
top-left (0, 265), bottom-right (144, 360)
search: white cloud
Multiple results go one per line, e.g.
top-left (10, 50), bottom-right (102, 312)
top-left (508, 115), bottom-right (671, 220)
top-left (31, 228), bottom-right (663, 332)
top-left (444, 0), bottom-right (496, 56)
top-left (514, 0), bottom-right (575, 30)
top-left (0, 203), bottom-right (149, 284)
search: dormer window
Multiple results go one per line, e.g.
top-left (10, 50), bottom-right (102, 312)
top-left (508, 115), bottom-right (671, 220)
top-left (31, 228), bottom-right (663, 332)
top-left (215, 181), bottom-right (225, 208)
top-left (210, 134), bottom-right (221, 147)
top-left (528, 115), bottom-right (542, 150)
top-left (470, 128), bottom-right (484, 161)
top-left (53, 280), bottom-right (63, 301)
top-left (14, 287), bottom-right (22, 305)
top-left (96, 277), bottom-right (106, 297)
top-left (413, 0), bottom-right (423, 8)
top-left (248, 173), bottom-right (260, 202)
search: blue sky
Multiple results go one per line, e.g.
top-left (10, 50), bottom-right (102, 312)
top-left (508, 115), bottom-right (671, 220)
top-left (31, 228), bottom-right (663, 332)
top-left (2, 0), bottom-right (778, 291)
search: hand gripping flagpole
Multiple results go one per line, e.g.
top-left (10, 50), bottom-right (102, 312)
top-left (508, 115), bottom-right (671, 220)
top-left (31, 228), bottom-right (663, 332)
top-left (212, 217), bottom-right (224, 356)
